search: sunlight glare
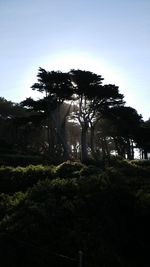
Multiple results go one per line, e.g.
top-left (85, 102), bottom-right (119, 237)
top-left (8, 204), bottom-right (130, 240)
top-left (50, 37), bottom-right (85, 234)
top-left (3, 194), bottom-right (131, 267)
top-left (23, 51), bottom-right (133, 104)
top-left (41, 52), bottom-right (124, 87)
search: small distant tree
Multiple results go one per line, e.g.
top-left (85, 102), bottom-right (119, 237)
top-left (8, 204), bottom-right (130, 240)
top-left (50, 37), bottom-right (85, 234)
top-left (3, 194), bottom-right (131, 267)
top-left (0, 97), bottom-right (34, 154)
top-left (106, 106), bottom-right (142, 159)
top-left (135, 119), bottom-right (150, 159)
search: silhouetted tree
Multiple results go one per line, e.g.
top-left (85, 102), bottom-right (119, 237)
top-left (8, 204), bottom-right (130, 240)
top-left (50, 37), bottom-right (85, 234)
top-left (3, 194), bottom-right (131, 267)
top-left (23, 68), bottom-right (73, 161)
top-left (0, 97), bottom-right (35, 154)
top-left (19, 67), bottom-right (149, 162)
top-left (69, 69), bottom-right (104, 161)
top-left (88, 84), bottom-right (124, 160)
top-left (107, 106), bottom-right (142, 159)
top-left (70, 72), bottom-right (124, 161)
top-left (135, 119), bottom-right (150, 159)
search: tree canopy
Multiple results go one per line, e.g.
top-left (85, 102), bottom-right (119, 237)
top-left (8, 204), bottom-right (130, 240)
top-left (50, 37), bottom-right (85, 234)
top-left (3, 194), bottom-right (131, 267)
top-left (0, 68), bottom-right (149, 162)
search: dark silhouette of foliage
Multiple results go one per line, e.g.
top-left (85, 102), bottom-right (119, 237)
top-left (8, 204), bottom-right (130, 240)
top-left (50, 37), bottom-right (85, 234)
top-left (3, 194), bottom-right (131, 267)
top-left (0, 67), bottom-right (149, 162)
top-left (69, 70), bottom-right (124, 161)
top-left (105, 106), bottom-right (142, 159)
top-left (0, 161), bottom-right (150, 266)
top-left (0, 64), bottom-right (150, 267)
top-left (135, 119), bottom-right (150, 159)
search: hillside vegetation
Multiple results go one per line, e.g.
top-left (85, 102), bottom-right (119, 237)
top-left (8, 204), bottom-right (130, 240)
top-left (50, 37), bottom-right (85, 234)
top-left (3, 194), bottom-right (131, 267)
top-left (0, 158), bottom-right (150, 267)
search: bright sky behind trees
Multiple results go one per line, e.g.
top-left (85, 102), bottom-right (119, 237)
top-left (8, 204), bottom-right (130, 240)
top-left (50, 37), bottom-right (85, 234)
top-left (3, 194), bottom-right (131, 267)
top-left (0, 0), bottom-right (150, 119)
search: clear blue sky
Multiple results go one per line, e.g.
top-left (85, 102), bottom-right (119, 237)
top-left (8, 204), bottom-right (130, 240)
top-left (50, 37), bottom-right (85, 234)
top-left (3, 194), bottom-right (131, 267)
top-left (0, 0), bottom-right (150, 120)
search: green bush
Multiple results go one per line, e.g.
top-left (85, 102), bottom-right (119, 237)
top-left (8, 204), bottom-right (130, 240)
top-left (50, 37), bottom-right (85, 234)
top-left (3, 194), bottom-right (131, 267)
top-left (119, 163), bottom-right (150, 178)
top-left (1, 160), bottom-right (150, 266)
top-left (82, 158), bottom-right (105, 168)
top-left (55, 161), bottom-right (84, 178)
top-left (0, 165), bottom-right (55, 194)
top-left (0, 175), bottom-right (143, 267)
top-left (79, 165), bottom-right (102, 177)
top-left (0, 192), bottom-right (26, 221)
top-left (131, 159), bottom-right (150, 167)
top-left (109, 156), bottom-right (131, 168)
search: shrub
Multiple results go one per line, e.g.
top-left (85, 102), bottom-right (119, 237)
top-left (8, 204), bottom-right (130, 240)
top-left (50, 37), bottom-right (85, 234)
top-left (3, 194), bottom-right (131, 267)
top-left (131, 159), bottom-right (150, 167)
top-left (0, 175), bottom-right (141, 267)
top-left (0, 165), bottom-right (55, 194)
top-left (55, 161), bottom-right (84, 178)
top-left (79, 165), bottom-right (102, 177)
top-left (109, 156), bottom-right (131, 168)
top-left (82, 158), bottom-right (105, 168)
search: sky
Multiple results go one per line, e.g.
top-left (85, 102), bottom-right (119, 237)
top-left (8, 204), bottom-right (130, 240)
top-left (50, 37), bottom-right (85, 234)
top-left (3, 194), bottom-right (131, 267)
top-left (0, 0), bottom-right (150, 120)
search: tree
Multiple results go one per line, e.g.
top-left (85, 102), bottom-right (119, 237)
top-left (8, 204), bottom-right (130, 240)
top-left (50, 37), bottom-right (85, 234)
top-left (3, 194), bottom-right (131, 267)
top-left (69, 70), bottom-right (124, 161)
top-left (135, 119), bottom-right (150, 159)
top-left (20, 67), bottom-right (148, 162)
top-left (106, 106), bottom-right (142, 159)
top-left (88, 84), bottom-right (124, 160)
top-left (66, 120), bottom-right (81, 159)
top-left (23, 68), bottom-right (73, 161)
top-left (69, 70), bottom-right (103, 161)
top-left (0, 97), bottom-right (34, 154)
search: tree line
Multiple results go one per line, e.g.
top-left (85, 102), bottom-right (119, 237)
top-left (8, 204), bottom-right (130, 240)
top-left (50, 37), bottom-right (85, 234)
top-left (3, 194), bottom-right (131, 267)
top-left (0, 68), bottom-right (150, 163)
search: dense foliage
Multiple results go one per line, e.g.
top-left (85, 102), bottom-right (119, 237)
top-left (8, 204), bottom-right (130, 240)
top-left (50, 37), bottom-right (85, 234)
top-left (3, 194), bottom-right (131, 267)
top-left (0, 159), bottom-right (150, 266)
top-left (0, 67), bottom-right (150, 266)
top-left (0, 69), bottom-right (150, 163)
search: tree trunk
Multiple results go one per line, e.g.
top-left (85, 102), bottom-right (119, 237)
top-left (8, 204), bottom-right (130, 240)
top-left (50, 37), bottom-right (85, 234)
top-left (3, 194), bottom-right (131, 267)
top-left (144, 149), bottom-right (148, 159)
top-left (131, 139), bottom-right (134, 160)
top-left (126, 138), bottom-right (132, 160)
top-left (104, 138), bottom-right (110, 157)
top-left (114, 137), bottom-right (125, 158)
top-left (90, 125), bottom-right (98, 160)
top-left (51, 104), bottom-right (71, 161)
top-left (60, 120), bottom-right (70, 161)
top-left (81, 125), bottom-right (88, 162)
top-left (100, 138), bottom-right (106, 160)
top-left (47, 117), bottom-right (51, 155)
